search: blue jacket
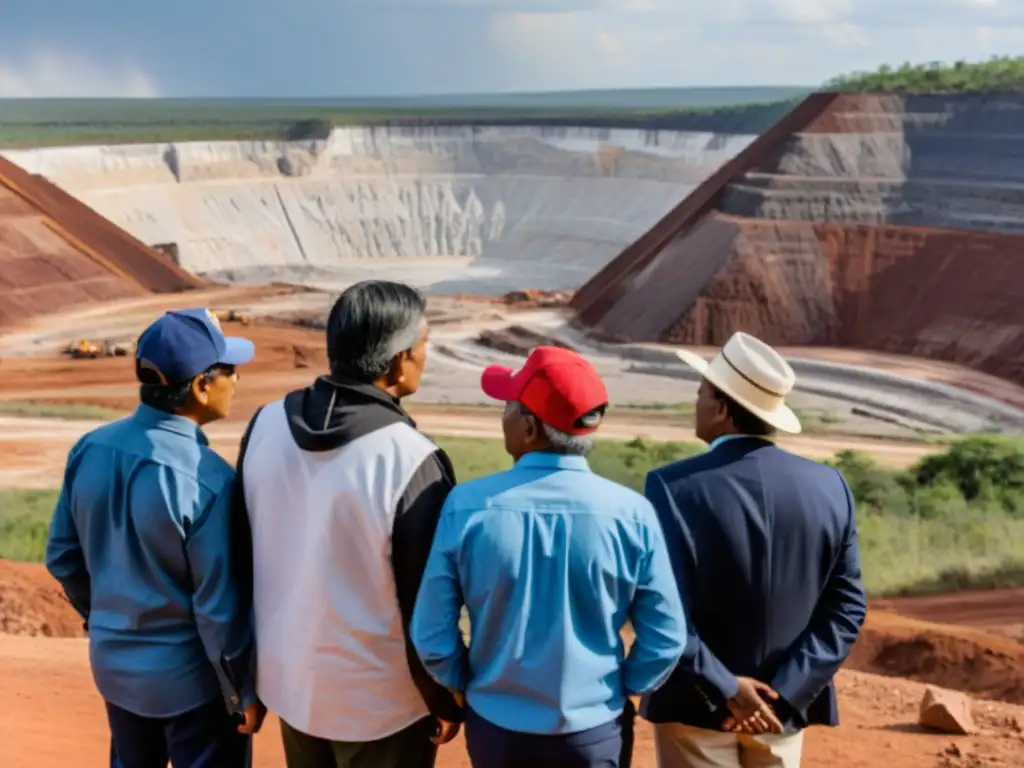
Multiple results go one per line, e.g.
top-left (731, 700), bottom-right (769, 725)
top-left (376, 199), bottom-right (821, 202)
top-left (45, 404), bottom-right (255, 718)
top-left (410, 451), bottom-right (687, 735)
top-left (641, 436), bottom-right (867, 731)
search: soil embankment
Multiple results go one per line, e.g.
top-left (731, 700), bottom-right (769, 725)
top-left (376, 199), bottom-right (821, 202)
top-left (0, 156), bottom-right (202, 327)
top-left (573, 93), bottom-right (1024, 387)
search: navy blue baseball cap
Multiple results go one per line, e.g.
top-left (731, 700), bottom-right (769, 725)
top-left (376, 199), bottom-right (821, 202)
top-left (136, 308), bottom-right (255, 384)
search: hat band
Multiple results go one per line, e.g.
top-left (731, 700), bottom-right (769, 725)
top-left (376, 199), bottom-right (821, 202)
top-left (719, 349), bottom-right (786, 399)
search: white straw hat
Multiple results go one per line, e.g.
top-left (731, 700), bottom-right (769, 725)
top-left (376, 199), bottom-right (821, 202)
top-left (676, 332), bottom-right (802, 434)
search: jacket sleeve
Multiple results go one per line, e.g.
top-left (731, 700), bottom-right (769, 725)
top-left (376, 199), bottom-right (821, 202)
top-left (391, 449), bottom-right (465, 723)
top-left (45, 440), bottom-right (90, 625)
top-left (229, 408), bottom-right (263, 634)
top-left (186, 474), bottom-right (257, 713)
top-left (644, 470), bottom-right (740, 701)
top-left (769, 471), bottom-right (867, 713)
top-left (623, 506), bottom-right (688, 695)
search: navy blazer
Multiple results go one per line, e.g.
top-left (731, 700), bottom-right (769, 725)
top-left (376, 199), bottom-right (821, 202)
top-left (641, 436), bottom-right (867, 732)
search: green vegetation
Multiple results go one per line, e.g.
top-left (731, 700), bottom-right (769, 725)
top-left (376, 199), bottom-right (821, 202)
top-left (828, 436), bottom-right (1024, 595)
top-left (1, 58), bottom-right (1021, 148)
top-left (0, 401), bottom-right (124, 421)
top-left (0, 96), bottom-right (796, 148)
top-left (824, 55), bottom-right (1024, 93)
top-left (4, 435), bottom-right (1023, 598)
top-left (0, 490), bottom-right (57, 562)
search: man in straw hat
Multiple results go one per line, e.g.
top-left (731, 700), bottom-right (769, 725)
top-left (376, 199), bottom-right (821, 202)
top-left (411, 346), bottom-right (687, 767)
top-left (640, 332), bottom-right (867, 767)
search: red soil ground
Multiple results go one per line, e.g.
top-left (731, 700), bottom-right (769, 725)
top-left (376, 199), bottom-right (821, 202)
top-left (2, 559), bottom-right (1022, 767)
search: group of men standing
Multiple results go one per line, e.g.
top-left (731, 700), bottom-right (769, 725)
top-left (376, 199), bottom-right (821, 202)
top-left (46, 279), bottom-right (867, 768)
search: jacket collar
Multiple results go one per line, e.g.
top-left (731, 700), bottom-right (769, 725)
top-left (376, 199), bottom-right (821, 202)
top-left (317, 374), bottom-right (417, 427)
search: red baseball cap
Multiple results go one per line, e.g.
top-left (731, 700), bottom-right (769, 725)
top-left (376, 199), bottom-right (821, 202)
top-left (480, 346), bottom-right (609, 435)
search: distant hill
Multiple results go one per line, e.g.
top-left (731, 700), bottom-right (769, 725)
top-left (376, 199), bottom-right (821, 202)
top-left (0, 90), bottom-right (807, 148)
top-left (295, 86), bottom-right (812, 110)
top-left (1, 58), bottom-right (1021, 149)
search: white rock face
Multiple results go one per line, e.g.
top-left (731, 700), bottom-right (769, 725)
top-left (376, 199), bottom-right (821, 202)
top-left (3, 126), bottom-right (754, 295)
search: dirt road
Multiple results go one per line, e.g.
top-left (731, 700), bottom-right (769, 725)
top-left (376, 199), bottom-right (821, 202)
top-left (0, 412), bottom-right (939, 491)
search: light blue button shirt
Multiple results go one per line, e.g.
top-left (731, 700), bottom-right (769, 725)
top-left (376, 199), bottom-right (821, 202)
top-left (410, 451), bottom-right (687, 735)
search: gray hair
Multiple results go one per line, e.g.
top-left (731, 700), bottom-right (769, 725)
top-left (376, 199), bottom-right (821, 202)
top-left (513, 402), bottom-right (596, 456)
top-left (326, 280), bottom-right (427, 382)
top-left (540, 422), bottom-right (595, 456)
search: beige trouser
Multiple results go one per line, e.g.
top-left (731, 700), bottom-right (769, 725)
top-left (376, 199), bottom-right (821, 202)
top-left (653, 723), bottom-right (804, 768)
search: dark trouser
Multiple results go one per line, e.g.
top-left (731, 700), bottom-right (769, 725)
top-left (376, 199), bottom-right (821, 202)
top-left (106, 698), bottom-right (251, 768)
top-left (280, 715), bottom-right (438, 768)
top-left (465, 701), bottom-right (635, 768)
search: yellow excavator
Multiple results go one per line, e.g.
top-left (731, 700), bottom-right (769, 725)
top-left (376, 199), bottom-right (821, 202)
top-left (65, 339), bottom-right (132, 359)
top-left (69, 339), bottom-right (100, 359)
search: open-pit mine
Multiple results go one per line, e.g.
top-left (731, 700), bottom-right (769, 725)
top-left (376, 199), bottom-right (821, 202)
top-left (1, 90), bottom-right (1024, 767)
top-left (2, 100), bottom-right (1023, 441)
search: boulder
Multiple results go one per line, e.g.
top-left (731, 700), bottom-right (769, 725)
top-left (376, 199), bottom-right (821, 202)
top-left (919, 686), bottom-right (977, 735)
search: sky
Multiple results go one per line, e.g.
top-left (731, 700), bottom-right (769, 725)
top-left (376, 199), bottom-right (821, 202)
top-left (0, 0), bottom-right (1021, 98)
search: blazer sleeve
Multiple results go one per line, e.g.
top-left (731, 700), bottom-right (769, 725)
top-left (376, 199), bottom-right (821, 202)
top-left (644, 470), bottom-right (740, 701)
top-left (768, 470), bottom-right (868, 713)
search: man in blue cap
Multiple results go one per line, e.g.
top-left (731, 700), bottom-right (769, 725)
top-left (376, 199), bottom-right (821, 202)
top-left (46, 307), bottom-right (264, 768)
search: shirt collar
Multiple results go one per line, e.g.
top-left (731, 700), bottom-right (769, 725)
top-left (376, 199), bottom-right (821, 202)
top-left (515, 451), bottom-right (591, 472)
top-left (133, 403), bottom-right (210, 445)
top-left (708, 433), bottom-right (748, 451)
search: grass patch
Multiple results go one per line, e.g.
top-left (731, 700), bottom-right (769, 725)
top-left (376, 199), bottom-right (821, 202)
top-left (435, 436), bottom-right (703, 491)
top-left (0, 401), bottom-right (124, 421)
top-left (0, 490), bottom-right (57, 562)
top-left (6, 435), bottom-right (1023, 598)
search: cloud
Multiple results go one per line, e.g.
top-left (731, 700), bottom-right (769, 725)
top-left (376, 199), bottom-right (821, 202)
top-left (2, 1), bottom-right (1024, 97)
top-left (0, 49), bottom-right (159, 98)
top-left (481, 0), bottom-right (1024, 90)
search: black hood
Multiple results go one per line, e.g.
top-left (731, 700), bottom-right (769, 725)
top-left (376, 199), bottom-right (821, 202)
top-left (283, 375), bottom-right (417, 452)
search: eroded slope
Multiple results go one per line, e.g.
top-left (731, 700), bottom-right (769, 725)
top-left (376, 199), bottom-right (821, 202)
top-left (2, 126), bottom-right (754, 296)
top-left (0, 157), bottom-right (205, 328)
top-left (574, 93), bottom-right (1024, 386)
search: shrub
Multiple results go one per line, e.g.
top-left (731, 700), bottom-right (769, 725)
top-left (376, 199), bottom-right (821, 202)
top-left (909, 436), bottom-right (1024, 512)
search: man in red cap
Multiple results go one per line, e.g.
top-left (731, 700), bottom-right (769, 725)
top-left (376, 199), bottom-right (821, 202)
top-left (411, 346), bottom-right (687, 767)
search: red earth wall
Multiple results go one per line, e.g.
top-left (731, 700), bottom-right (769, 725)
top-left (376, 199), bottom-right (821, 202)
top-left (571, 92), bottom-right (1024, 387)
top-left (660, 216), bottom-right (1024, 386)
top-left (0, 156), bottom-right (205, 328)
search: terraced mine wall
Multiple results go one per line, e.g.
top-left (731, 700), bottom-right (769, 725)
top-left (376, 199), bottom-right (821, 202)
top-left (1, 126), bottom-right (755, 297)
top-left (0, 157), bottom-right (204, 327)
top-left (573, 93), bottom-right (1024, 386)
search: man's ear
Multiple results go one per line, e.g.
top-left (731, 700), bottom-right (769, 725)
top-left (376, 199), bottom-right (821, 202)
top-left (713, 395), bottom-right (730, 427)
top-left (522, 412), bottom-right (541, 444)
top-left (190, 375), bottom-right (210, 406)
top-left (386, 353), bottom-right (406, 385)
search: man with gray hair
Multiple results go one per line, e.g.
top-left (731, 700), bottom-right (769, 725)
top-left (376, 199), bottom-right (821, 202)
top-left (234, 280), bottom-right (464, 767)
top-left (411, 346), bottom-right (687, 767)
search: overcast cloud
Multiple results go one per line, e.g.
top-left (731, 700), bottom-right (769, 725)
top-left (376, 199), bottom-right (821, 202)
top-left (0, 0), bottom-right (1021, 97)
